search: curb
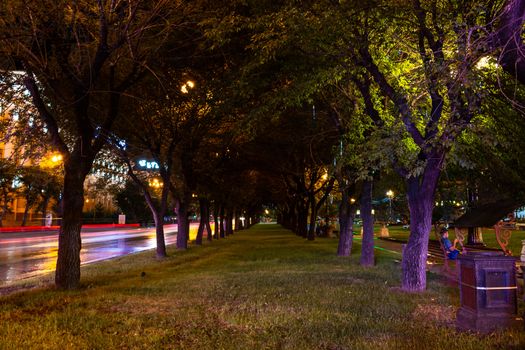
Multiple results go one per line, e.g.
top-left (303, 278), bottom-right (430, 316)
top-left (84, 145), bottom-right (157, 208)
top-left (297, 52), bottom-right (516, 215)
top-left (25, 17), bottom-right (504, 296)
top-left (0, 223), bottom-right (140, 233)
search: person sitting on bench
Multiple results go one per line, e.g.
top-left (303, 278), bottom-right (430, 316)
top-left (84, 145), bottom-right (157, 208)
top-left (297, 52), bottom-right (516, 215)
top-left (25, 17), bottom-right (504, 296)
top-left (440, 227), bottom-right (460, 260)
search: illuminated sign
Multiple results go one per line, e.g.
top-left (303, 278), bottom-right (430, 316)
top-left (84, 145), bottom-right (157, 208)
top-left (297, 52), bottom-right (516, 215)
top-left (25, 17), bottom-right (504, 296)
top-left (135, 159), bottom-right (160, 171)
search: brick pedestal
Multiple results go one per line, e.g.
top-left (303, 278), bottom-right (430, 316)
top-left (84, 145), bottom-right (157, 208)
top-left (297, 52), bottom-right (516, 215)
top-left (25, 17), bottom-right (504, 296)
top-left (456, 252), bottom-right (520, 333)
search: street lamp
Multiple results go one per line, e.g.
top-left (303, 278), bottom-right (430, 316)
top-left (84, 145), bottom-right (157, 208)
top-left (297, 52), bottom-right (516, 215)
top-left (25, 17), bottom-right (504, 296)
top-left (148, 178), bottom-right (163, 188)
top-left (181, 80), bottom-right (195, 94)
top-left (40, 152), bottom-right (63, 169)
top-left (386, 190), bottom-right (394, 223)
top-left (51, 154), bottom-right (63, 163)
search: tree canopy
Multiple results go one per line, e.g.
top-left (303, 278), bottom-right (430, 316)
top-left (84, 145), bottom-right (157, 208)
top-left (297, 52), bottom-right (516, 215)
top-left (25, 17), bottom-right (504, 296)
top-left (1, 0), bottom-right (525, 292)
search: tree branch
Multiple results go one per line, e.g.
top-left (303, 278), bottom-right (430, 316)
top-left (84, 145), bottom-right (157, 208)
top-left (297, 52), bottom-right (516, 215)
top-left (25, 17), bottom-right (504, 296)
top-left (493, 0), bottom-right (525, 84)
top-left (23, 70), bottom-right (69, 156)
top-left (352, 75), bottom-right (384, 128)
top-left (359, 46), bottom-right (425, 147)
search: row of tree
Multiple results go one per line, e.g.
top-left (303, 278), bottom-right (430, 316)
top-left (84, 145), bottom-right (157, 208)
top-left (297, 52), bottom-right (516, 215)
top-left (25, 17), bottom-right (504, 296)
top-left (0, 0), bottom-right (275, 289)
top-left (1, 0), bottom-right (525, 293)
top-left (0, 158), bottom-right (62, 227)
top-left (215, 0), bottom-right (525, 292)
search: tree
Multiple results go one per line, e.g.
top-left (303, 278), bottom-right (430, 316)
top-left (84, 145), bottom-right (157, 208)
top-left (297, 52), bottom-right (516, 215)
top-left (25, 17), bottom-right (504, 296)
top-left (113, 179), bottom-right (152, 225)
top-left (449, 67), bottom-right (525, 210)
top-left (1, 87), bottom-right (54, 226)
top-left (325, 78), bottom-right (386, 263)
top-left (222, 0), bottom-right (383, 261)
top-left (194, 197), bottom-right (213, 245)
top-left (353, 1), bottom-right (503, 290)
top-left (223, 0), bottom-right (524, 290)
top-left (0, 0), bottom-right (181, 289)
top-left (19, 166), bottom-right (46, 226)
top-left (0, 158), bottom-right (17, 227)
top-left (115, 92), bottom-right (181, 258)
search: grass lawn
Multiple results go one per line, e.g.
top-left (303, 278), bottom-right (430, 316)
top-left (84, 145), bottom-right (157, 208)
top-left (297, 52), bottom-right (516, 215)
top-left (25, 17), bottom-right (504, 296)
top-left (383, 225), bottom-right (525, 257)
top-left (1, 224), bottom-right (524, 349)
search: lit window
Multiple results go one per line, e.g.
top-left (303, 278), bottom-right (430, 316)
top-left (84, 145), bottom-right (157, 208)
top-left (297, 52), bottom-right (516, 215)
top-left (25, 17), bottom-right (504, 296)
top-left (12, 176), bottom-right (21, 188)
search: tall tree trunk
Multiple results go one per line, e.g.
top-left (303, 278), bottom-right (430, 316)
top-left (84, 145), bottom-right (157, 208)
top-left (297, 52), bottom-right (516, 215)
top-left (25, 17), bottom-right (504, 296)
top-left (234, 208), bottom-right (241, 231)
top-left (466, 186), bottom-right (484, 245)
top-left (287, 206), bottom-right (294, 230)
top-left (297, 200), bottom-right (308, 237)
top-left (176, 195), bottom-right (190, 250)
top-left (228, 208), bottom-right (234, 235)
top-left (222, 207), bottom-right (227, 237)
top-left (287, 202), bottom-right (297, 231)
top-left (41, 196), bottom-right (50, 226)
top-left (224, 207), bottom-right (232, 235)
top-left (213, 204), bottom-right (219, 239)
top-left (337, 189), bottom-right (355, 256)
top-left (205, 204), bottom-right (213, 242)
top-left (21, 199), bottom-right (30, 227)
top-left (292, 203), bottom-right (301, 236)
top-left (130, 166), bottom-right (168, 258)
top-left (195, 198), bottom-right (207, 245)
top-left (219, 206), bottom-right (225, 238)
top-left (154, 212), bottom-right (167, 256)
top-left (142, 187), bottom-right (167, 258)
top-left (201, 198), bottom-right (212, 242)
top-left (55, 165), bottom-right (87, 289)
top-left (360, 180), bottom-right (375, 266)
top-left (310, 178), bottom-right (335, 240)
top-left (401, 166), bottom-right (441, 292)
top-left (307, 193), bottom-right (317, 241)
top-left (467, 227), bottom-right (484, 246)
top-left (0, 192), bottom-right (7, 227)
top-left (195, 217), bottom-right (204, 246)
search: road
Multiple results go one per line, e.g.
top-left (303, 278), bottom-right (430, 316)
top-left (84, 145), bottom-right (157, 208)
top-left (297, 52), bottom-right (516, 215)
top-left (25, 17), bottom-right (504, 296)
top-left (0, 224), bottom-right (199, 286)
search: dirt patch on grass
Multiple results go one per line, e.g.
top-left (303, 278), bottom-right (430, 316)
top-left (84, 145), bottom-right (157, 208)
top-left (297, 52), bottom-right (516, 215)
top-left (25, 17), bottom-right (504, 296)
top-left (412, 303), bottom-right (457, 328)
top-left (108, 296), bottom-right (182, 316)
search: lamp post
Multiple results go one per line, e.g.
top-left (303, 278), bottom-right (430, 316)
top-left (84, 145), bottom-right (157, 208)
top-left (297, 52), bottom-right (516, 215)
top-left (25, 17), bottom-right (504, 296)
top-left (386, 190), bottom-right (394, 224)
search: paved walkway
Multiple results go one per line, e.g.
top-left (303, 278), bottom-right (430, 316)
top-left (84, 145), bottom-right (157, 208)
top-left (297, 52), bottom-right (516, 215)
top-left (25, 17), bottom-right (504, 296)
top-left (372, 234), bottom-right (524, 289)
top-left (370, 235), bottom-right (458, 280)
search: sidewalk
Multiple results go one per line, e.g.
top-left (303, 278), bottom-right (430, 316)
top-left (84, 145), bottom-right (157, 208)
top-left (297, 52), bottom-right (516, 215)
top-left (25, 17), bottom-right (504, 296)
top-left (371, 235), bottom-right (453, 275)
top-left (373, 235), bottom-right (524, 288)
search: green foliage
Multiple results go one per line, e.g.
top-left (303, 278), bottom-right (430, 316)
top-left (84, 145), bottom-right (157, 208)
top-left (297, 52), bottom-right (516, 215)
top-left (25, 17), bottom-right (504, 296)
top-left (447, 61), bottom-right (525, 205)
top-left (0, 158), bottom-right (17, 224)
top-left (19, 166), bottom-right (47, 210)
top-left (0, 76), bottom-right (49, 163)
top-left (17, 165), bottom-right (62, 224)
top-left (206, 1), bottom-right (501, 180)
top-left (113, 180), bottom-right (153, 225)
top-left (0, 158), bottom-right (16, 190)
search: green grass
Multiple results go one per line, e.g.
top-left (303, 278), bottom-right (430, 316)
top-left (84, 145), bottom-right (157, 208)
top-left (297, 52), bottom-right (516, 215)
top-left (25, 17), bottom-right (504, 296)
top-left (382, 225), bottom-right (525, 256)
top-left (1, 224), bottom-right (524, 349)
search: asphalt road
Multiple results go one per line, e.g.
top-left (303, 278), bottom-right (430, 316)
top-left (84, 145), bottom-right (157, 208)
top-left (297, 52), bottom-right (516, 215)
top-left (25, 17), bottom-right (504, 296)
top-left (0, 224), bottom-right (197, 285)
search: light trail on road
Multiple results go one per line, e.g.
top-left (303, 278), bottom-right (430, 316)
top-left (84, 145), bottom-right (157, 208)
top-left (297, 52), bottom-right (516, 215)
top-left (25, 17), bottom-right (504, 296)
top-left (0, 223), bottom-right (203, 285)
